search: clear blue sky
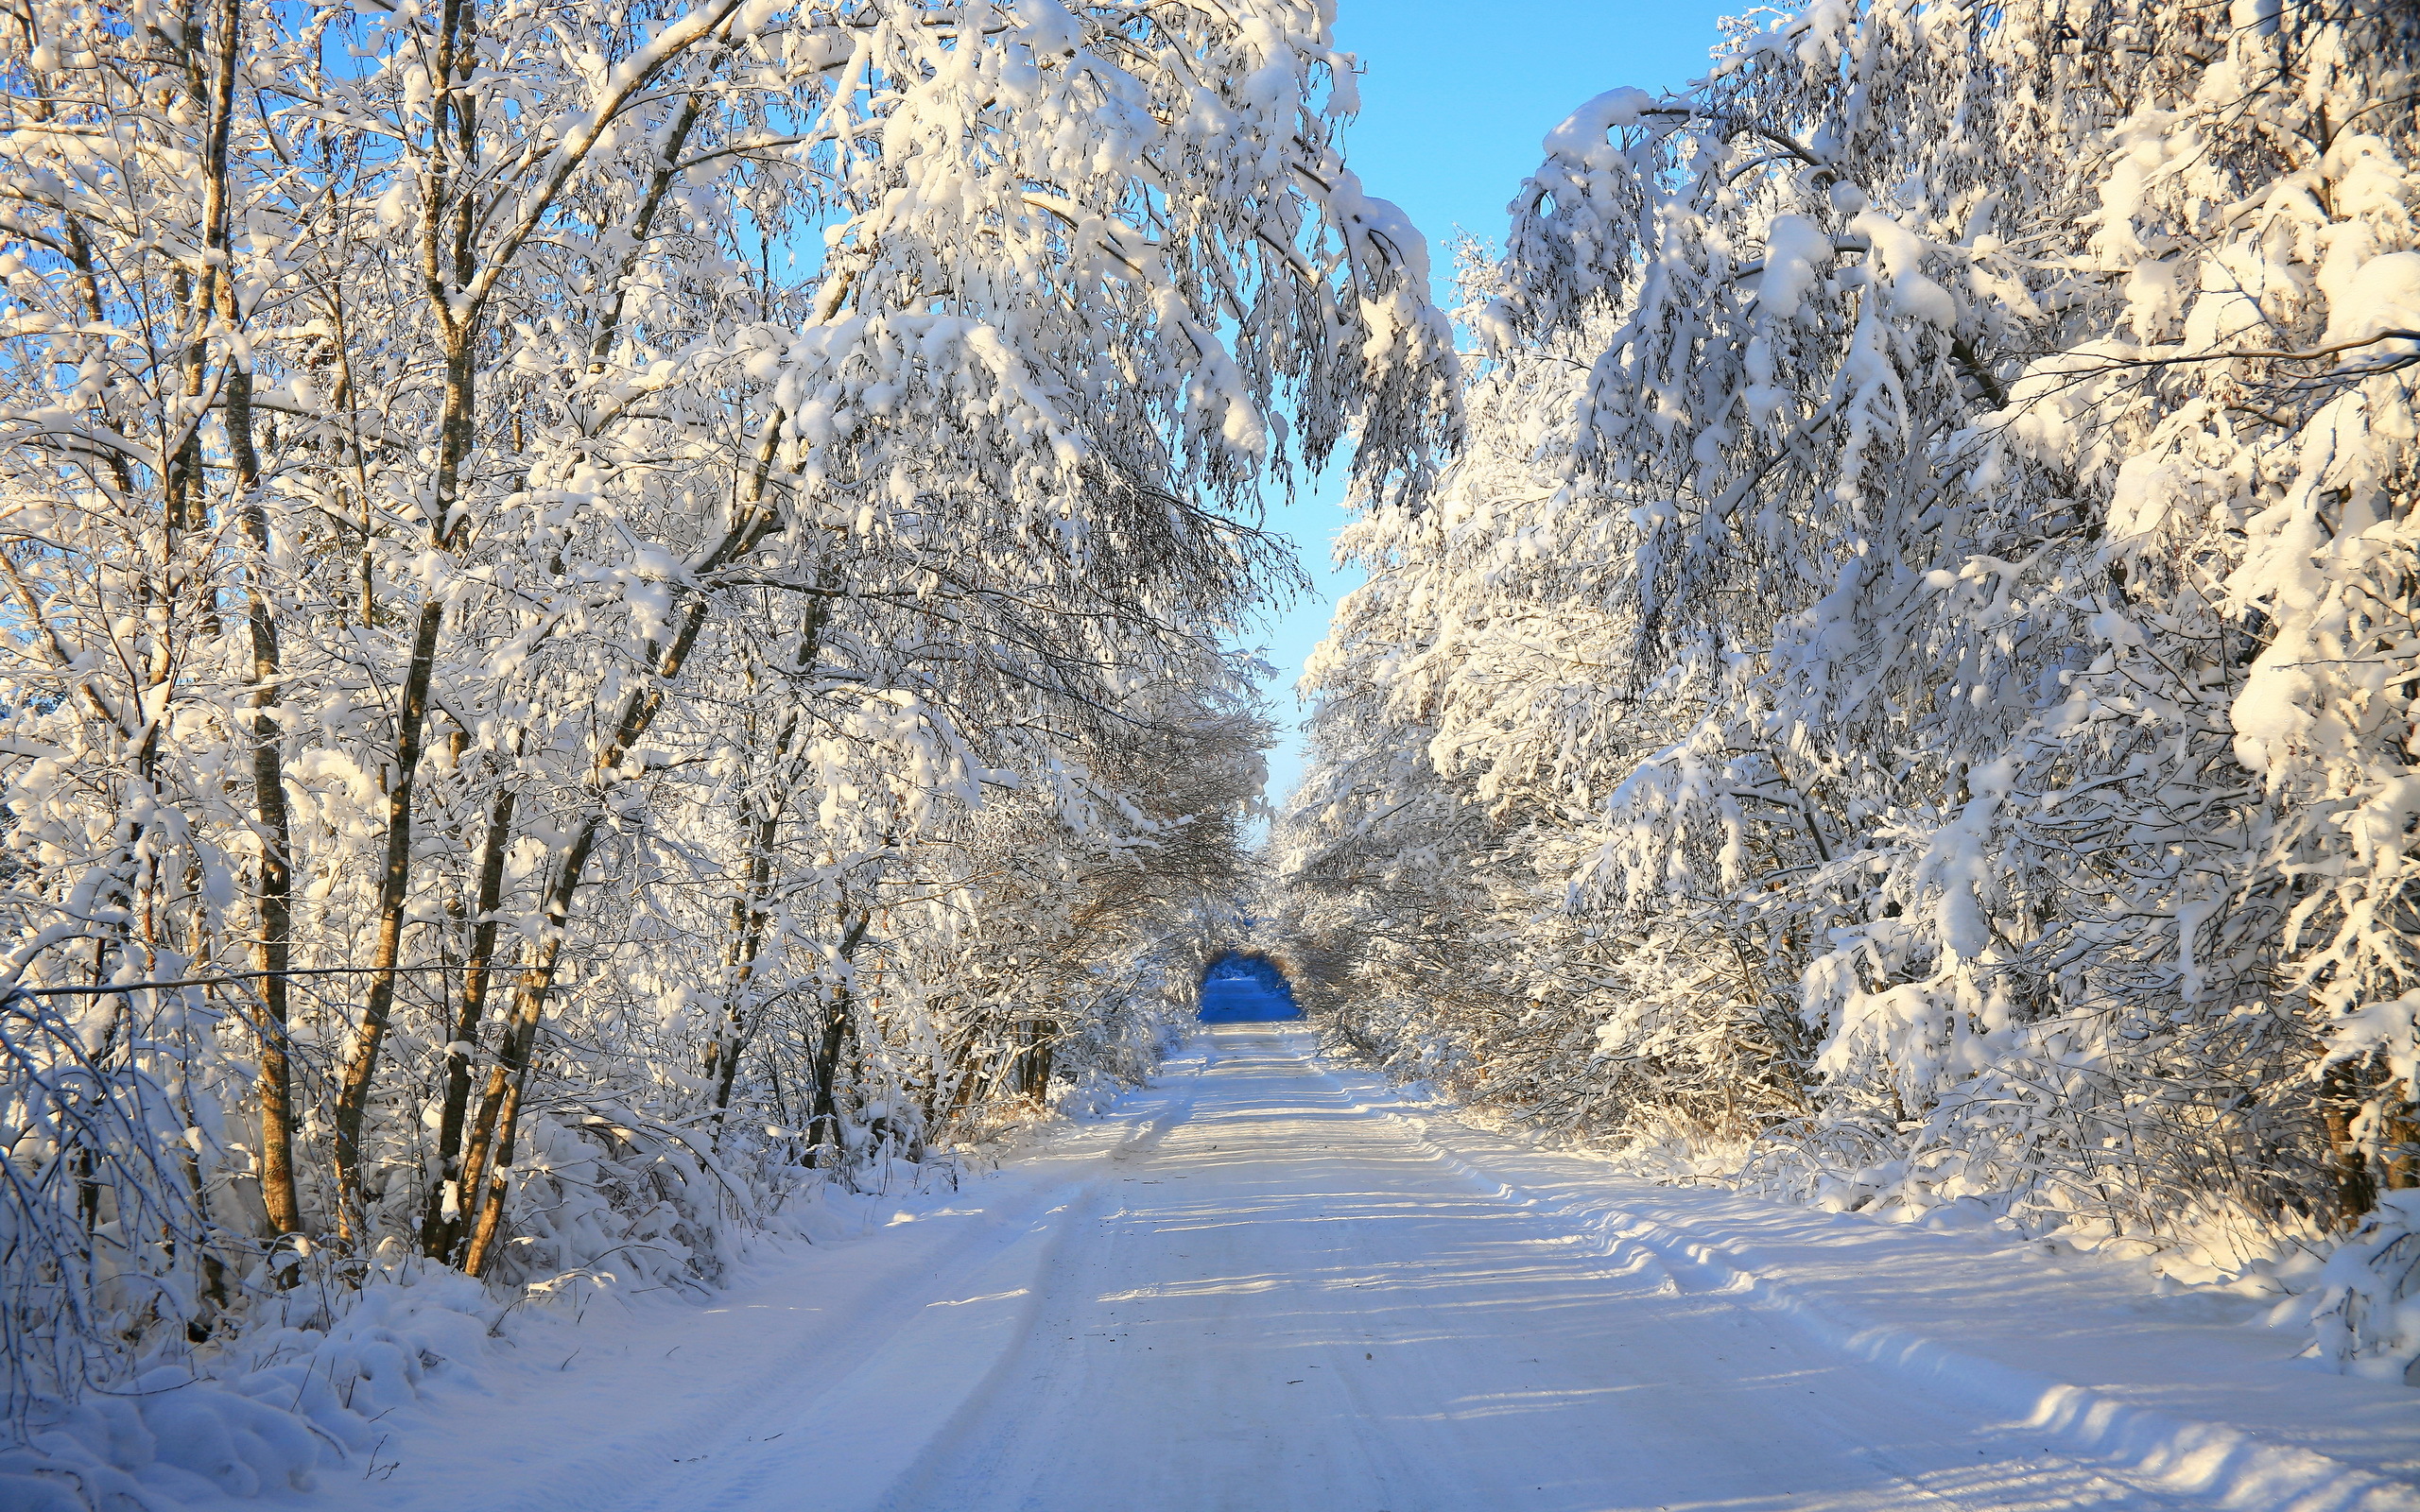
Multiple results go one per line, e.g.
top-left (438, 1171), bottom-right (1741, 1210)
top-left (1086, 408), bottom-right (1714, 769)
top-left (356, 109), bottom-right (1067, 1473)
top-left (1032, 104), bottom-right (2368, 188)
top-left (1246, 0), bottom-right (1744, 822)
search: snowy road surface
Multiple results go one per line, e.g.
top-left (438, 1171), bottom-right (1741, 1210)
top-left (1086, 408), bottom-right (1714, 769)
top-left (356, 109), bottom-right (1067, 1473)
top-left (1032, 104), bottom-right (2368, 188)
top-left (322, 1026), bottom-right (2420, 1512)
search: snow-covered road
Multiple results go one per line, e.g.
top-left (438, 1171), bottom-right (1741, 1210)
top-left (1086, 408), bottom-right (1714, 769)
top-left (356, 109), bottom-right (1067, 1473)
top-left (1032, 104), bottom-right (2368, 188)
top-left (320, 1025), bottom-right (2420, 1512)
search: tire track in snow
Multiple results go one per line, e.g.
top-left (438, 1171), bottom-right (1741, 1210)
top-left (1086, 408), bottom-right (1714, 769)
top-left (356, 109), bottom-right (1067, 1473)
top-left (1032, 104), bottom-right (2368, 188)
top-left (597, 1049), bottom-right (1217, 1512)
top-left (846, 1024), bottom-right (2194, 1512)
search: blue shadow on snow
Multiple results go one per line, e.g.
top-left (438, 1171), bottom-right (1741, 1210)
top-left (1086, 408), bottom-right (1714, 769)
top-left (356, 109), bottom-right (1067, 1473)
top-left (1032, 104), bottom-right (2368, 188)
top-left (1196, 951), bottom-right (1301, 1022)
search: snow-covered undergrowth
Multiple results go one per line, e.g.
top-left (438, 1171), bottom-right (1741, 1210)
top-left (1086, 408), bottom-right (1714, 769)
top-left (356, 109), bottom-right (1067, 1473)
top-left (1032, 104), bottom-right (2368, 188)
top-left (2312, 1193), bottom-right (2420, 1385)
top-left (0, 1160), bottom-right (1010, 1510)
top-left (1275, 0), bottom-right (2420, 1386)
top-left (1, 962), bottom-right (1204, 1510)
top-left (0, 992), bottom-right (1197, 1512)
top-left (4, 1264), bottom-right (497, 1508)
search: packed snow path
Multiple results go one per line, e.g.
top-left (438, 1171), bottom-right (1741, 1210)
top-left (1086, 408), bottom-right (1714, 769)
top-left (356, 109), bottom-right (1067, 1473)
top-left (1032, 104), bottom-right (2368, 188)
top-left (331, 1026), bottom-right (2419, 1512)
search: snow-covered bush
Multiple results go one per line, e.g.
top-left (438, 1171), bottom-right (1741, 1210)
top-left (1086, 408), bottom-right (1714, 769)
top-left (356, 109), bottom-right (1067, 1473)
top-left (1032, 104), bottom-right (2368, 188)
top-left (1276, 0), bottom-right (2420, 1361)
top-left (2311, 1191), bottom-right (2420, 1384)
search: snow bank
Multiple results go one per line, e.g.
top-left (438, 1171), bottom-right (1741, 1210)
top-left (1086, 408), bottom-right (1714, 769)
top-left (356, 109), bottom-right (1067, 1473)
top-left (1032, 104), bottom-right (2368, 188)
top-left (0, 1267), bottom-right (494, 1509)
top-left (0, 1172), bottom-right (931, 1511)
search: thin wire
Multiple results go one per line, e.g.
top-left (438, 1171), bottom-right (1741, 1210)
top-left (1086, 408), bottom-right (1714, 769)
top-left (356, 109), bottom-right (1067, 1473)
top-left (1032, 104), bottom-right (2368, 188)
top-left (4, 964), bottom-right (456, 998)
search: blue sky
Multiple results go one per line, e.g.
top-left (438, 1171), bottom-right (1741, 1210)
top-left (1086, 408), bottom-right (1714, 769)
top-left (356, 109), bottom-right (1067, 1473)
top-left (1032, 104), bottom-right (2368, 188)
top-left (1244, 0), bottom-right (1743, 820)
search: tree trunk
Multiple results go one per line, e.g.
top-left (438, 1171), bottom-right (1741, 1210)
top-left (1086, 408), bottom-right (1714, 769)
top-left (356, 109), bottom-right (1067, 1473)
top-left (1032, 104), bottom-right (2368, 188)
top-left (804, 911), bottom-right (873, 1166)
top-left (706, 816), bottom-right (778, 1137)
top-left (707, 597), bottom-right (831, 1139)
top-left (200, 0), bottom-right (302, 1241)
top-left (2320, 1057), bottom-right (2380, 1226)
top-left (1020, 1016), bottom-right (1058, 1105)
top-left (458, 821), bottom-right (602, 1277)
top-left (448, 392), bottom-right (785, 1270)
top-left (332, 592), bottom-right (446, 1242)
top-left (419, 787), bottom-right (517, 1259)
top-left (808, 994), bottom-right (854, 1166)
top-left (456, 573), bottom-right (758, 1274)
top-left (231, 316), bottom-right (302, 1242)
top-left (335, 0), bottom-right (491, 1241)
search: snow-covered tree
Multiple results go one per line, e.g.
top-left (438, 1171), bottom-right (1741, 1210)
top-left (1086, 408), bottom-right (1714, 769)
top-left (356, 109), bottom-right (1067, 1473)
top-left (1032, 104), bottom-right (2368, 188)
top-left (0, 0), bottom-right (1451, 1420)
top-left (1279, 0), bottom-right (2420, 1311)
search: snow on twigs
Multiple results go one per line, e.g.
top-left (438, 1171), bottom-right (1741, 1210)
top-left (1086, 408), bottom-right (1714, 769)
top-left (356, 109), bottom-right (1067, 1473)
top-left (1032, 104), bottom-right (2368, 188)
top-left (1272, 0), bottom-right (2420, 1379)
top-left (2312, 1191), bottom-right (2420, 1384)
top-left (0, 0), bottom-right (1453, 1498)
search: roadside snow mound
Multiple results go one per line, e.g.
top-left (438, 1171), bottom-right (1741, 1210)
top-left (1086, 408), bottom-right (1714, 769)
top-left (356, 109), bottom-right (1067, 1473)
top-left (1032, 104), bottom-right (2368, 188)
top-left (0, 1268), bottom-right (494, 1510)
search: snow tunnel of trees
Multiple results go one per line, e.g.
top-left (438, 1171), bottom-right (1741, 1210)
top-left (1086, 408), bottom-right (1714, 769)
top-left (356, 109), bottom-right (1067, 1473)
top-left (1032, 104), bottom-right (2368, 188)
top-left (6, 0), bottom-right (2420, 1447)
top-left (1196, 954), bottom-right (1302, 1022)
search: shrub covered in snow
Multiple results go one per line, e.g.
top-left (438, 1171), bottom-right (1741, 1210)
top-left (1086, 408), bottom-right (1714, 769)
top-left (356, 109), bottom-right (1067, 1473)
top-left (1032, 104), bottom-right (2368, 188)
top-left (2311, 1191), bottom-right (2420, 1384)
